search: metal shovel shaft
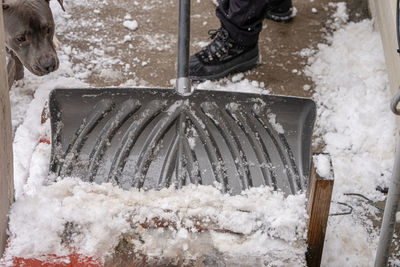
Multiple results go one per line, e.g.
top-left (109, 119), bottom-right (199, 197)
top-left (375, 136), bottom-right (400, 266)
top-left (175, 0), bottom-right (192, 96)
top-left (375, 90), bottom-right (400, 266)
top-left (375, 1), bottom-right (400, 265)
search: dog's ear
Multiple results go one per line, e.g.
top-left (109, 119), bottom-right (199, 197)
top-left (56, 0), bottom-right (65, 11)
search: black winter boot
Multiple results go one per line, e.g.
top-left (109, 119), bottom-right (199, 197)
top-left (265, 0), bottom-right (294, 23)
top-left (189, 28), bottom-right (259, 81)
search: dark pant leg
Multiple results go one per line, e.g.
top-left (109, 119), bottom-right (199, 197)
top-left (216, 0), bottom-right (267, 46)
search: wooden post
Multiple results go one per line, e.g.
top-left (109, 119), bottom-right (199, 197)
top-left (306, 156), bottom-right (334, 267)
top-left (0, 5), bottom-right (13, 258)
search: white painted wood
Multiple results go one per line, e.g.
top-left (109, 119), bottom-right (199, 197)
top-left (369, 0), bottom-right (400, 96)
top-left (0, 6), bottom-right (13, 257)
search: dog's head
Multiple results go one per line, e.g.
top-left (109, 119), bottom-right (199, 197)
top-left (2, 0), bottom-right (64, 76)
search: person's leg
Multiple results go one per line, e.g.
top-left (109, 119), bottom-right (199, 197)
top-left (189, 0), bottom-right (294, 81)
top-left (216, 0), bottom-right (266, 46)
top-left (189, 0), bottom-right (264, 81)
top-left (216, 0), bottom-right (294, 45)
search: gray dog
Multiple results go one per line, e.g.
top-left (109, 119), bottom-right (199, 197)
top-left (2, 0), bottom-right (64, 89)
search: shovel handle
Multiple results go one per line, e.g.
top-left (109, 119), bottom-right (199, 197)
top-left (175, 0), bottom-right (192, 95)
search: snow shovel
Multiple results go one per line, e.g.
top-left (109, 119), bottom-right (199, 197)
top-left (48, 0), bottom-right (316, 195)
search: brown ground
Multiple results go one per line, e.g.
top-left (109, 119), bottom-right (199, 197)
top-left (63, 0), bottom-right (369, 97)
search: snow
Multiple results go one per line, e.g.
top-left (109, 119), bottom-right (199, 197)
top-left (123, 20), bottom-right (138, 31)
top-left (329, 2), bottom-right (349, 29)
top-left (123, 34), bottom-right (132, 42)
top-left (1, 0), bottom-right (398, 266)
top-left (3, 179), bottom-right (307, 265)
top-left (313, 154), bottom-right (333, 179)
top-left (13, 77), bottom-right (86, 199)
top-left (267, 113), bottom-right (285, 134)
top-left (195, 77), bottom-right (268, 95)
top-left (305, 18), bottom-right (395, 195)
top-left (303, 8), bottom-right (397, 265)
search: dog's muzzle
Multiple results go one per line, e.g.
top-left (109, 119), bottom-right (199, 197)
top-left (39, 56), bottom-right (58, 73)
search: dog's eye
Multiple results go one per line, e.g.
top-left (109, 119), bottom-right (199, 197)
top-left (15, 35), bottom-right (26, 43)
top-left (47, 27), bottom-right (52, 34)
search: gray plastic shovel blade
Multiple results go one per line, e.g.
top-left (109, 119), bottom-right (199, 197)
top-left (49, 87), bottom-right (316, 195)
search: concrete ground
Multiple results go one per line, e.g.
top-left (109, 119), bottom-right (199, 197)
top-left (63, 0), bottom-right (368, 97)
top-left (59, 0), bottom-right (371, 265)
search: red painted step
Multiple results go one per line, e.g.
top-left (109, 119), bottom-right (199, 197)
top-left (2, 252), bottom-right (102, 266)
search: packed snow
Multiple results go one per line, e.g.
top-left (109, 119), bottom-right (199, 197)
top-left (1, 1), bottom-right (399, 266)
top-left (304, 10), bottom-right (397, 267)
top-left (313, 154), bottom-right (333, 179)
top-left (3, 179), bottom-right (307, 265)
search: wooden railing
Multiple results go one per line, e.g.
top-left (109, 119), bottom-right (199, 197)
top-left (0, 6), bottom-right (13, 257)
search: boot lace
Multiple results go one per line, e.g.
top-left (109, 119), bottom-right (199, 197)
top-left (198, 28), bottom-right (234, 63)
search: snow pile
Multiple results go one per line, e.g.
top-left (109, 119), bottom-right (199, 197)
top-left (4, 178), bottom-right (307, 265)
top-left (195, 73), bottom-right (269, 94)
top-left (306, 19), bottom-right (395, 195)
top-left (12, 77), bottom-right (86, 199)
top-left (304, 11), bottom-right (396, 267)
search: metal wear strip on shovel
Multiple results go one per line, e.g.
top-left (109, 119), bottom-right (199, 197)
top-left (48, 0), bottom-right (316, 195)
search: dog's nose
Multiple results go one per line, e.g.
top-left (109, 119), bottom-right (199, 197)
top-left (39, 57), bottom-right (57, 72)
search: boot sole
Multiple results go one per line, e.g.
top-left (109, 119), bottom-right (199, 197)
top-left (265, 9), bottom-right (293, 23)
top-left (190, 54), bottom-right (260, 82)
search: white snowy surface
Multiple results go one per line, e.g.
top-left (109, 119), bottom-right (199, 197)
top-left (3, 180), bottom-right (307, 265)
top-left (306, 18), bottom-right (395, 196)
top-left (304, 9), bottom-right (397, 266)
top-left (1, 1), bottom-right (398, 266)
top-left (313, 154), bottom-right (333, 179)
